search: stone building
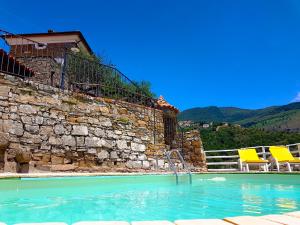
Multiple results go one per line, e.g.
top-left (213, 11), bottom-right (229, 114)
top-left (3, 30), bottom-right (92, 88)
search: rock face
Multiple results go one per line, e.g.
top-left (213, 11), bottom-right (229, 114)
top-left (0, 73), bottom-right (170, 172)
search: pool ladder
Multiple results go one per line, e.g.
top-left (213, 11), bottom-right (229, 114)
top-left (165, 149), bottom-right (192, 185)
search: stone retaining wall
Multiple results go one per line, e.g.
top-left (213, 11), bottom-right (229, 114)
top-left (0, 72), bottom-right (207, 173)
top-left (0, 73), bottom-right (167, 172)
top-left (180, 130), bottom-right (207, 171)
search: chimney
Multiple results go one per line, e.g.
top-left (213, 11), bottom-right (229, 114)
top-left (48, 29), bottom-right (54, 33)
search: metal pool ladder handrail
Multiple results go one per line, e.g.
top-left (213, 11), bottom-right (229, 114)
top-left (165, 149), bottom-right (192, 184)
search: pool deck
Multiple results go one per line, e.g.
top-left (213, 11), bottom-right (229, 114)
top-left (3, 212), bottom-right (300, 225)
top-left (1, 171), bottom-right (300, 179)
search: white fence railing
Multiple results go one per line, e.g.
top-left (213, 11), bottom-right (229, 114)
top-left (204, 143), bottom-right (300, 172)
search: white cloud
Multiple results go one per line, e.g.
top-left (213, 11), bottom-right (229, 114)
top-left (292, 92), bottom-right (300, 102)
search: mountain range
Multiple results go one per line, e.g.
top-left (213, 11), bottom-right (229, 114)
top-left (178, 102), bottom-right (300, 132)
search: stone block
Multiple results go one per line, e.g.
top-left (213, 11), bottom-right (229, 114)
top-left (25, 124), bottom-right (39, 134)
top-left (97, 150), bottom-right (109, 160)
top-left (40, 126), bottom-right (53, 136)
top-left (116, 140), bottom-right (129, 150)
top-left (54, 124), bottom-right (65, 135)
top-left (45, 118), bottom-right (56, 126)
top-left (94, 128), bottom-right (105, 137)
top-left (129, 154), bottom-right (137, 160)
top-left (131, 143), bottom-right (146, 152)
top-left (157, 159), bottom-right (165, 168)
top-left (72, 125), bottom-right (88, 136)
top-left (16, 151), bottom-right (31, 163)
top-left (0, 101), bottom-right (9, 107)
top-left (10, 105), bottom-right (18, 113)
top-left (3, 120), bottom-right (24, 136)
top-left (51, 164), bottom-right (77, 171)
top-left (9, 113), bottom-right (19, 120)
top-left (87, 148), bottom-right (97, 154)
top-left (40, 143), bottom-right (51, 150)
top-left (49, 136), bottom-right (62, 146)
top-left (21, 116), bottom-right (32, 124)
top-left (110, 151), bottom-right (118, 159)
top-left (142, 161), bottom-right (150, 169)
top-left (76, 136), bottom-right (85, 146)
top-left (115, 130), bottom-right (122, 135)
top-left (51, 155), bottom-right (64, 164)
top-left (19, 104), bottom-right (37, 114)
top-left (101, 139), bottom-right (113, 149)
top-left (42, 154), bottom-right (51, 163)
top-left (85, 137), bottom-right (102, 148)
top-left (0, 86), bottom-right (11, 97)
top-left (99, 118), bottom-right (112, 127)
top-left (126, 160), bottom-right (142, 169)
top-left (62, 135), bottom-right (76, 147)
top-left (33, 116), bottom-right (44, 125)
top-left (106, 130), bottom-right (118, 139)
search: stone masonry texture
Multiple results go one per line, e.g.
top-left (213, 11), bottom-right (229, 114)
top-left (0, 72), bottom-right (207, 173)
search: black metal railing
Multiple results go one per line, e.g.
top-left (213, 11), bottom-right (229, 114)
top-left (0, 29), bottom-right (155, 107)
top-left (64, 51), bottom-right (155, 107)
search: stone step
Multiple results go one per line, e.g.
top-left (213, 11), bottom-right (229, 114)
top-left (224, 216), bottom-right (282, 225)
top-left (175, 219), bottom-right (231, 225)
top-left (285, 211), bottom-right (300, 218)
top-left (261, 214), bottom-right (300, 225)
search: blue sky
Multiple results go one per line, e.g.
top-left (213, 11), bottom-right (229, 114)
top-left (1, 0), bottom-right (300, 110)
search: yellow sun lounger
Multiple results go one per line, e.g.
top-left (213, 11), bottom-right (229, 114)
top-left (238, 149), bottom-right (269, 172)
top-left (269, 146), bottom-right (300, 172)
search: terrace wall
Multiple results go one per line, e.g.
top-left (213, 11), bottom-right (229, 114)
top-left (0, 73), bottom-right (168, 173)
top-left (0, 72), bottom-right (207, 173)
top-left (180, 130), bottom-right (207, 171)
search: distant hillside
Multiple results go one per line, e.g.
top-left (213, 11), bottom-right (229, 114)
top-left (178, 102), bottom-right (300, 132)
top-left (201, 126), bottom-right (300, 150)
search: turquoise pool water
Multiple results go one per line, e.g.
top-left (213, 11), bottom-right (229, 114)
top-left (0, 174), bottom-right (300, 224)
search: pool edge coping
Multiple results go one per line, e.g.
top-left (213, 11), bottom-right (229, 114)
top-left (2, 211), bottom-right (300, 225)
top-left (1, 171), bottom-right (300, 179)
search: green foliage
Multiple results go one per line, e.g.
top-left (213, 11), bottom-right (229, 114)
top-left (133, 80), bottom-right (156, 98)
top-left (65, 52), bottom-right (155, 99)
top-left (201, 126), bottom-right (300, 150)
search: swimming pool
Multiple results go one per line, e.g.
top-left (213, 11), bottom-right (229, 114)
top-left (0, 174), bottom-right (299, 224)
